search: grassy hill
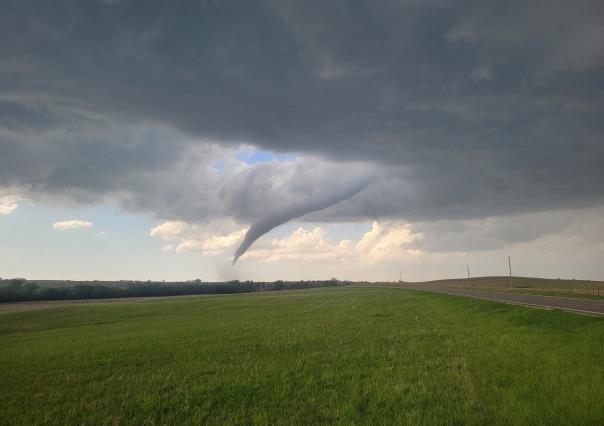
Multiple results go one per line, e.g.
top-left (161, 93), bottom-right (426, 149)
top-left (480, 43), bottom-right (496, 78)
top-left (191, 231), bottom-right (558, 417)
top-left (385, 276), bottom-right (604, 298)
top-left (408, 276), bottom-right (604, 289)
top-left (1, 287), bottom-right (604, 424)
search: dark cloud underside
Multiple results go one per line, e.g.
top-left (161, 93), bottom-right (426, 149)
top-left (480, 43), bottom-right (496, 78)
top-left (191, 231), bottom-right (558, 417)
top-left (1, 0), bottom-right (603, 227)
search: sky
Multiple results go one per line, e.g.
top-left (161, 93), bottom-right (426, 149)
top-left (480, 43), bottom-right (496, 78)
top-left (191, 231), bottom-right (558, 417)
top-left (1, 0), bottom-right (603, 282)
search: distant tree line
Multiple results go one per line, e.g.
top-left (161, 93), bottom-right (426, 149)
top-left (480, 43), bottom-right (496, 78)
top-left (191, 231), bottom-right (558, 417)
top-left (0, 278), bottom-right (351, 303)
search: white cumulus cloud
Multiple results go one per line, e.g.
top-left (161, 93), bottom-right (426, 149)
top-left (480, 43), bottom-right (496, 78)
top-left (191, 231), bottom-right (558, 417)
top-left (149, 220), bottom-right (248, 255)
top-left (149, 221), bottom-right (189, 240)
top-left (245, 222), bottom-right (421, 263)
top-left (53, 220), bottom-right (94, 231)
top-left (175, 228), bottom-right (248, 255)
top-left (0, 194), bottom-right (20, 214)
top-left (150, 220), bottom-right (421, 264)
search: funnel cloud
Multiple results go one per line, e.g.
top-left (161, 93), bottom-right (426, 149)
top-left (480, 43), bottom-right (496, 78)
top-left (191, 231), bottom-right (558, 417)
top-left (233, 175), bottom-right (374, 263)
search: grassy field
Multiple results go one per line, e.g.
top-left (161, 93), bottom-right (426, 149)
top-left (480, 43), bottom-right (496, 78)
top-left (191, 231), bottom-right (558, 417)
top-left (1, 287), bottom-right (603, 425)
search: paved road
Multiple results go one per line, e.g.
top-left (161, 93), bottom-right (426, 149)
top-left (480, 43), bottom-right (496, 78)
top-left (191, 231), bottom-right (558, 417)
top-left (407, 286), bottom-right (604, 316)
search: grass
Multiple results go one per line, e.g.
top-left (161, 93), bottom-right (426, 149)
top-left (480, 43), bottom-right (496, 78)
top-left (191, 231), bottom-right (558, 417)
top-left (1, 287), bottom-right (603, 425)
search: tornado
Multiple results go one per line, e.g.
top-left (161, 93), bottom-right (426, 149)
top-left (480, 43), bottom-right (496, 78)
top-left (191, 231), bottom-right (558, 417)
top-left (232, 175), bottom-right (373, 264)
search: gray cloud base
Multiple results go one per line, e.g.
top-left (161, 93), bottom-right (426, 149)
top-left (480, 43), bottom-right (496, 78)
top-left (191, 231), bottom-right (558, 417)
top-left (1, 0), bottom-right (604, 250)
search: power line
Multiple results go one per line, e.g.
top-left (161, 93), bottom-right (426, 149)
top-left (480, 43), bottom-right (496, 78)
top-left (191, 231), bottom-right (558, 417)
top-left (508, 256), bottom-right (513, 288)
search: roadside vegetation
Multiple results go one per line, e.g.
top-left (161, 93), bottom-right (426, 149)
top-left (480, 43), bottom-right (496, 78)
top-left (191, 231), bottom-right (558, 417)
top-left (1, 287), bottom-right (603, 425)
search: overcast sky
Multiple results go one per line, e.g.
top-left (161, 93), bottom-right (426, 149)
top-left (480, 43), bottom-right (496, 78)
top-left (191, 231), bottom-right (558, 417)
top-left (1, 0), bottom-right (603, 281)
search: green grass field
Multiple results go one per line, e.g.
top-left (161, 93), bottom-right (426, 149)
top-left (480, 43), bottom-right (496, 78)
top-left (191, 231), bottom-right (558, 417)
top-left (1, 288), bottom-right (603, 425)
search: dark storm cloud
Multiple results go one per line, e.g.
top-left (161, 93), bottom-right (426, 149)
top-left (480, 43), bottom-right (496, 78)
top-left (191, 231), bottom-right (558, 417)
top-left (1, 0), bottom-right (603, 228)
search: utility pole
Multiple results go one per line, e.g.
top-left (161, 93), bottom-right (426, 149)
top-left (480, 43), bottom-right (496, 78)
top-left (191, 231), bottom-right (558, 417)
top-left (399, 270), bottom-right (402, 283)
top-left (508, 256), bottom-right (513, 288)
top-left (467, 264), bottom-right (470, 279)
